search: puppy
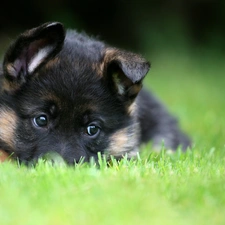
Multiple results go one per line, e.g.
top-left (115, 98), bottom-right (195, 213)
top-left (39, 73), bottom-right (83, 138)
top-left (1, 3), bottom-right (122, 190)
top-left (0, 22), bottom-right (191, 164)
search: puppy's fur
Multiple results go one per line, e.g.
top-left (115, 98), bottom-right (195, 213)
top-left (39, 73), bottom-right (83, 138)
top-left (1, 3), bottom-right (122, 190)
top-left (0, 22), bottom-right (191, 164)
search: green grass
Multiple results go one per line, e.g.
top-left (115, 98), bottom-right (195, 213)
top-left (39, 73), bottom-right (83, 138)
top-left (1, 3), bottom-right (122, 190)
top-left (1, 49), bottom-right (225, 225)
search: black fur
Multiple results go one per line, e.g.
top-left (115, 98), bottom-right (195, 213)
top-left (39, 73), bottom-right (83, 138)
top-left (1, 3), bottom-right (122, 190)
top-left (0, 22), bottom-right (191, 164)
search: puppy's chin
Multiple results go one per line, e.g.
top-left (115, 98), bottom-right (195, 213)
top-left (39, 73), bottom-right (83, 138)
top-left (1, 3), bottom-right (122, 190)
top-left (0, 149), bottom-right (10, 162)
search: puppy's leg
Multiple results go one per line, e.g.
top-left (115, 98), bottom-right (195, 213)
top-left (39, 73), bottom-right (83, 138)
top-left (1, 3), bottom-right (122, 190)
top-left (137, 89), bottom-right (191, 151)
top-left (0, 149), bottom-right (10, 162)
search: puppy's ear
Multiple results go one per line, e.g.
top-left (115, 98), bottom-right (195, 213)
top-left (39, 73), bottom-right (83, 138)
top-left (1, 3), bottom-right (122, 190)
top-left (3, 22), bottom-right (65, 89)
top-left (102, 48), bottom-right (150, 102)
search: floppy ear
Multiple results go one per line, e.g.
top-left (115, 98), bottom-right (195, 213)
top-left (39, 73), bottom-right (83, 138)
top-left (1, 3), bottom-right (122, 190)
top-left (3, 22), bottom-right (65, 89)
top-left (102, 48), bottom-right (150, 102)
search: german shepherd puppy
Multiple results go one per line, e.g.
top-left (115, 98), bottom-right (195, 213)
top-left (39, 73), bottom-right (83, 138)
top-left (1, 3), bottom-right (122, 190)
top-left (0, 22), bottom-right (190, 164)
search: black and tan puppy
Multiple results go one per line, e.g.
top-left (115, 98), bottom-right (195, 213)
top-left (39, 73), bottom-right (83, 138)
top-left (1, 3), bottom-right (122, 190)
top-left (0, 22), bottom-right (190, 164)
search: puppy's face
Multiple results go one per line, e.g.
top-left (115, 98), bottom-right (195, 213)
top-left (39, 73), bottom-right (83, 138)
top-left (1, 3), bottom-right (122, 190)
top-left (0, 22), bottom-right (150, 164)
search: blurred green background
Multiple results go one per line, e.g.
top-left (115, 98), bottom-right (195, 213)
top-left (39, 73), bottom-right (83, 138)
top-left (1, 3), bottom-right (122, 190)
top-left (0, 0), bottom-right (224, 149)
top-left (0, 0), bottom-right (225, 54)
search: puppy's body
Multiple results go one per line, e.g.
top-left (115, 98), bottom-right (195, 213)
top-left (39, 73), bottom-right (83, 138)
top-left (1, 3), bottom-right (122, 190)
top-left (0, 22), bottom-right (190, 164)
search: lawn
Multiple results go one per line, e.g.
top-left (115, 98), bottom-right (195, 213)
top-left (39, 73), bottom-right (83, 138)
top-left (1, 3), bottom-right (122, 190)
top-left (0, 48), bottom-right (225, 225)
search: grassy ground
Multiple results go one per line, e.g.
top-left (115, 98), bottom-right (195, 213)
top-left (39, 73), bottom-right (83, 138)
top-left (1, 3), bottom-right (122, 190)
top-left (0, 48), bottom-right (225, 225)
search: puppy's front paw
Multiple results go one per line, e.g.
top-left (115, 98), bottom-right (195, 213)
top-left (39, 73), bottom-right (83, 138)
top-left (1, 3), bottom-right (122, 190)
top-left (0, 149), bottom-right (10, 162)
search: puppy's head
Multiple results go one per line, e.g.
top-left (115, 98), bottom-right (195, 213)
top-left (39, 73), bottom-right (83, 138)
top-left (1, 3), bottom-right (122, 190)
top-left (1, 22), bottom-right (150, 164)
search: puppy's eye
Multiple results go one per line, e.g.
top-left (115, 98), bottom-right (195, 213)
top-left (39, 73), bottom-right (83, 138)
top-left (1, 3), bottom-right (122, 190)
top-left (33, 115), bottom-right (48, 127)
top-left (86, 125), bottom-right (100, 137)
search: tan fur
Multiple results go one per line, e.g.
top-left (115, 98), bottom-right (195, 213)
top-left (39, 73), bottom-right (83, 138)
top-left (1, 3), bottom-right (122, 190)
top-left (92, 48), bottom-right (119, 77)
top-left (127, 102), bottom-right (137, 116)
top-left (45, 57), bottom-right (60, 69)
top-left (103, 48), bottom-right (125, 63)
top-left (0, 108), bottom-right (17, 149)
top-left (6, 63), bottom-right (19, 78)
top-left (0, 149), bottom-right (10, 162)
top-left (91, 62), bottom-right (104, 77)
top-left (128, 84), bottom-right (142, 96)
top-left (3, 63), bottom-right (25, 93)
top-left (1, 74), bottom-right (20, 93)
top-left (41, 93), bottom-right (61, 105)
top-left (103, 48), bottom-right (145, 66)
top-left (107, 123), bottom-right (140, 158)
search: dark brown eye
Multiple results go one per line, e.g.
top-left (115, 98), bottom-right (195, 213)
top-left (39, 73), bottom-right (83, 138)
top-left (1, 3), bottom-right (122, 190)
top-left (86, 125), bottom-right (100, 137)
top-left (33, 115), bottom-right (48, 127)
